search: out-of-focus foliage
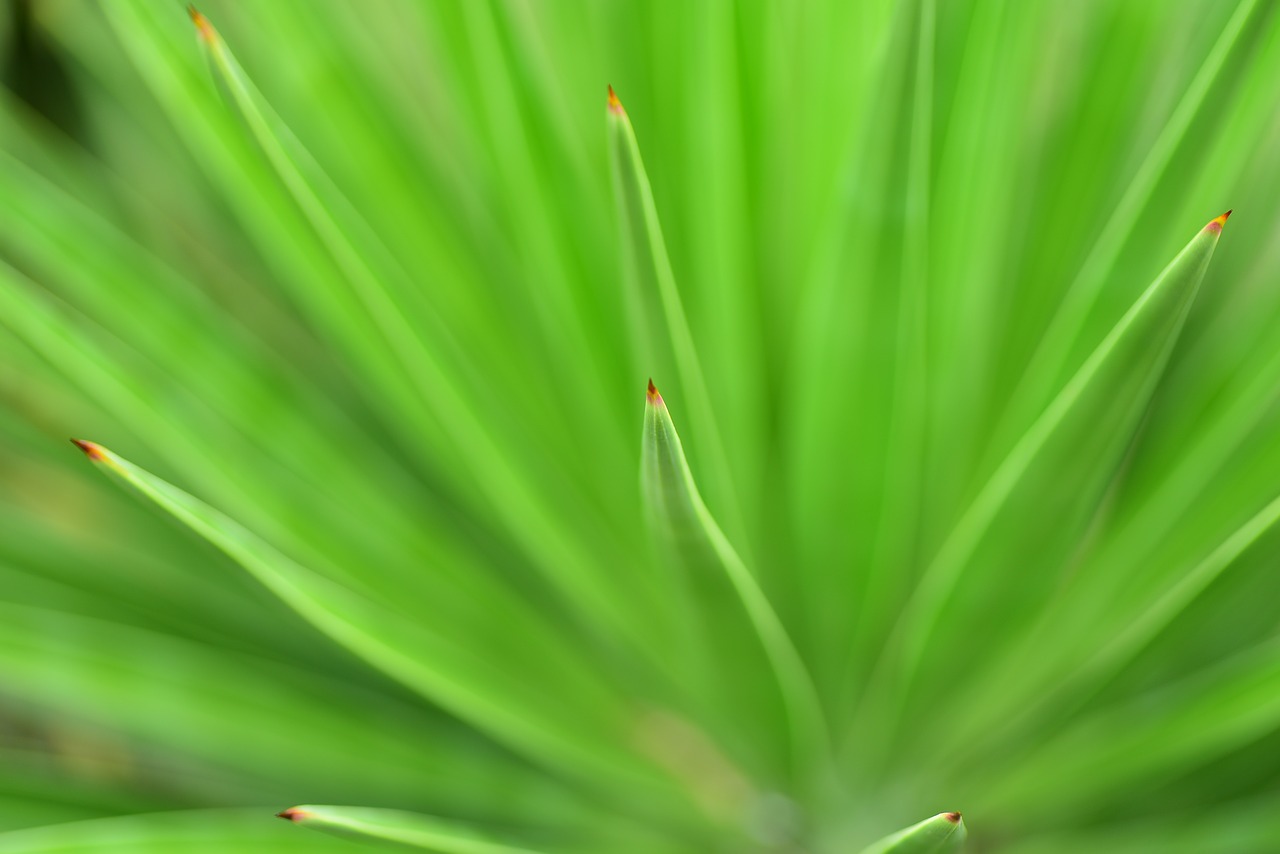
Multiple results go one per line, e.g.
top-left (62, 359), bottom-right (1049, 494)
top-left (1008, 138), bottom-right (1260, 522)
top-left (2, 1), bottom-right (1280, 851)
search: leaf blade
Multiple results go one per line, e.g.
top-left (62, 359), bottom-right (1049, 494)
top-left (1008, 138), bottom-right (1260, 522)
top-left (640, 382), bottom-right (828, 778)
top-left (70, 442), bottom-right (667, 795)
top-left (859, 812), bottom-right (967, 854)
top-left (277, 805), bottom-right (553, 854)
top-left (877, 212), bottom-right (1232, 728)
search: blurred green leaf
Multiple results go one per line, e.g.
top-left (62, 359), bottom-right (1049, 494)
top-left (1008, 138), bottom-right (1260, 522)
top-left (3, 0), bottom-right (1280, 850)
top-left (0, 809), bottom-right (358, 853)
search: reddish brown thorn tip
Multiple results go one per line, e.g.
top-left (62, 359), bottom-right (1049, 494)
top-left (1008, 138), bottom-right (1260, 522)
top-left (275, 808), bottom-right (311, 822)
top-left (646, 378), bottom-right (663, 405)
top-left (607, 84), bottom-right (625, 115)
top-left (1206, 209), bottom-right (1232, 233)
top-left (70, 439), bottom-right (105, 462)
top-left (943, 812), bottom-right (962, 824)
top-left (188, 5), bottom-right (215, 42)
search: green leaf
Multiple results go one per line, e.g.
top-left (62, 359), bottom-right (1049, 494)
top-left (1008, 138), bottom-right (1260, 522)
top-left (994, 0), bottom-right (1258, 443)
top-left (859, 812), bottom-right (967, 854)
top-left (640, 382), bottom-right (827, 779)
top-left (973, 635), bottom-right (1280, 816)
top-left (277, 805), bottom-right (553, 854)
top-left (609, 88), bottom-right (744, 544)
top-left (0, 808), bottom-right (357, 853)
top-left (101, 1), bottom-right (657, 658)
top-left (877, 212), bottom-right (1233, 723)
top-left (0, 601), bottom-right (530, 811)
top-left (67, 441), bottom-right (668, 796)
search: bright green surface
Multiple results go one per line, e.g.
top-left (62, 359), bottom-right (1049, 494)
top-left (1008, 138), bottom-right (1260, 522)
top-left (2, 1), bottom-right (1280, 851)
top-left (859, 812), bottom-right (966, 854)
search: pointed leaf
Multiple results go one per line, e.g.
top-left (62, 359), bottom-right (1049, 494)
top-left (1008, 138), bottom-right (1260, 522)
top-left (887, 213), bottom-right (1232, 702)
top-left (859, 812), bottom-right (967, 854)
top-left (69, 441), bottom-right (663, 793)
top-left (610, 88), bottom-right (743, 541)
top-left (134, 3), bottom-right (653, 654)
top-left (276, 805), bottom-right (553, 854)
top-left (641, 382), bottom-right (827, 775)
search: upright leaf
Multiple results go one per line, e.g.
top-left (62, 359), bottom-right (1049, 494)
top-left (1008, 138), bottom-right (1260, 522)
top-left (641, 381), bottom-right (827, 781)
top-left (610, 88), bottom-right (745, 545)
top-left (872, 212), bottom-right (1233, 736)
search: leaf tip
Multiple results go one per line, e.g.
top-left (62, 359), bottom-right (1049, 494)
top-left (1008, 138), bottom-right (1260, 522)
top-left (188, 5), bottom-right (216, 42)
top-left (276, 808), bottom-right (312, 823)
top-left (607, 84), bottom-right (625, 115)
top-left (943, 812), bottom-right (962, 824)
top-left (646, 378), bottom-right (663, 406)
top-left (70, 438), bottom-right (106, 462)
top-left (1205, 209), bottom-right (1232, 234)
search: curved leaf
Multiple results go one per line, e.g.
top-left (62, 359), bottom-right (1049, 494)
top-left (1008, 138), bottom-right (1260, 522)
top-left (641, 382), bottom-right (827, 778)
top-left (69, 441), bottom-right (665, 795)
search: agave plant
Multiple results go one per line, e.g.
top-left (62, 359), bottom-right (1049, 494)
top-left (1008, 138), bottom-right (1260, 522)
top-left (3, 1), bottom-right (1280, 851)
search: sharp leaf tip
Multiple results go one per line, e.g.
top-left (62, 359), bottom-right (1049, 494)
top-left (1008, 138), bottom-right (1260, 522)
top-left (276, 808), bottom-right (311, 823)
top-left (70, 439), bottom-right (105, 462)
top-left (188, 5), bottom-right (216, 41)
top-left (607, 84), bottom-right (625, 114)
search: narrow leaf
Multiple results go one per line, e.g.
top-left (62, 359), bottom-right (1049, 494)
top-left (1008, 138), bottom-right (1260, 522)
top-left (882, 212), bottom-right (1232, 713)
top-left (610, 88), bottom-right (744, 544)
top-left (641, 382), bottom-right (827, 776)
top-left (276, 805), bottom-right (553, 854)
top-left (974, 635), bottom-right (1280, 815)
top-left (1000, 0), bottom-right (1256, 440)
top-left (859, 812), bottom-right (967, 854)
top-left (169, 5), bottom-right (654, 654)
top-left (69, 441), bottom-right (665, 793)
top-left (0, 808), bottom-right (356, 853)
top-left (0, 601), bottom-right (524, 811)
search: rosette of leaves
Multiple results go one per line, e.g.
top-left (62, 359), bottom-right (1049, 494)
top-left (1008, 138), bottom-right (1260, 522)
top-left (2, 1), bottom-right (1280, 852)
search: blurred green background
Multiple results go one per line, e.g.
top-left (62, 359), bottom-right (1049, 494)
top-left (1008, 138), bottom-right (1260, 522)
top-left (3, 0), bottom-right (1280, 851)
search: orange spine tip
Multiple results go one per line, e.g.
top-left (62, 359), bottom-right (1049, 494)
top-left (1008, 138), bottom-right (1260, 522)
top-left (188, 5), bottom-right (216, 42)
top-left (1206, 209), bottom-right (1232, 233)
top-left (275, 808), bottom-right (312, 822)
top-left (607, 85), bottom-right (625, 115)
top-left (943, 812), bottom-right (963, 824)
top-left (70, 439), bottom-right (106, 462)
top-left (646, 378), bottom-right (663, 405)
